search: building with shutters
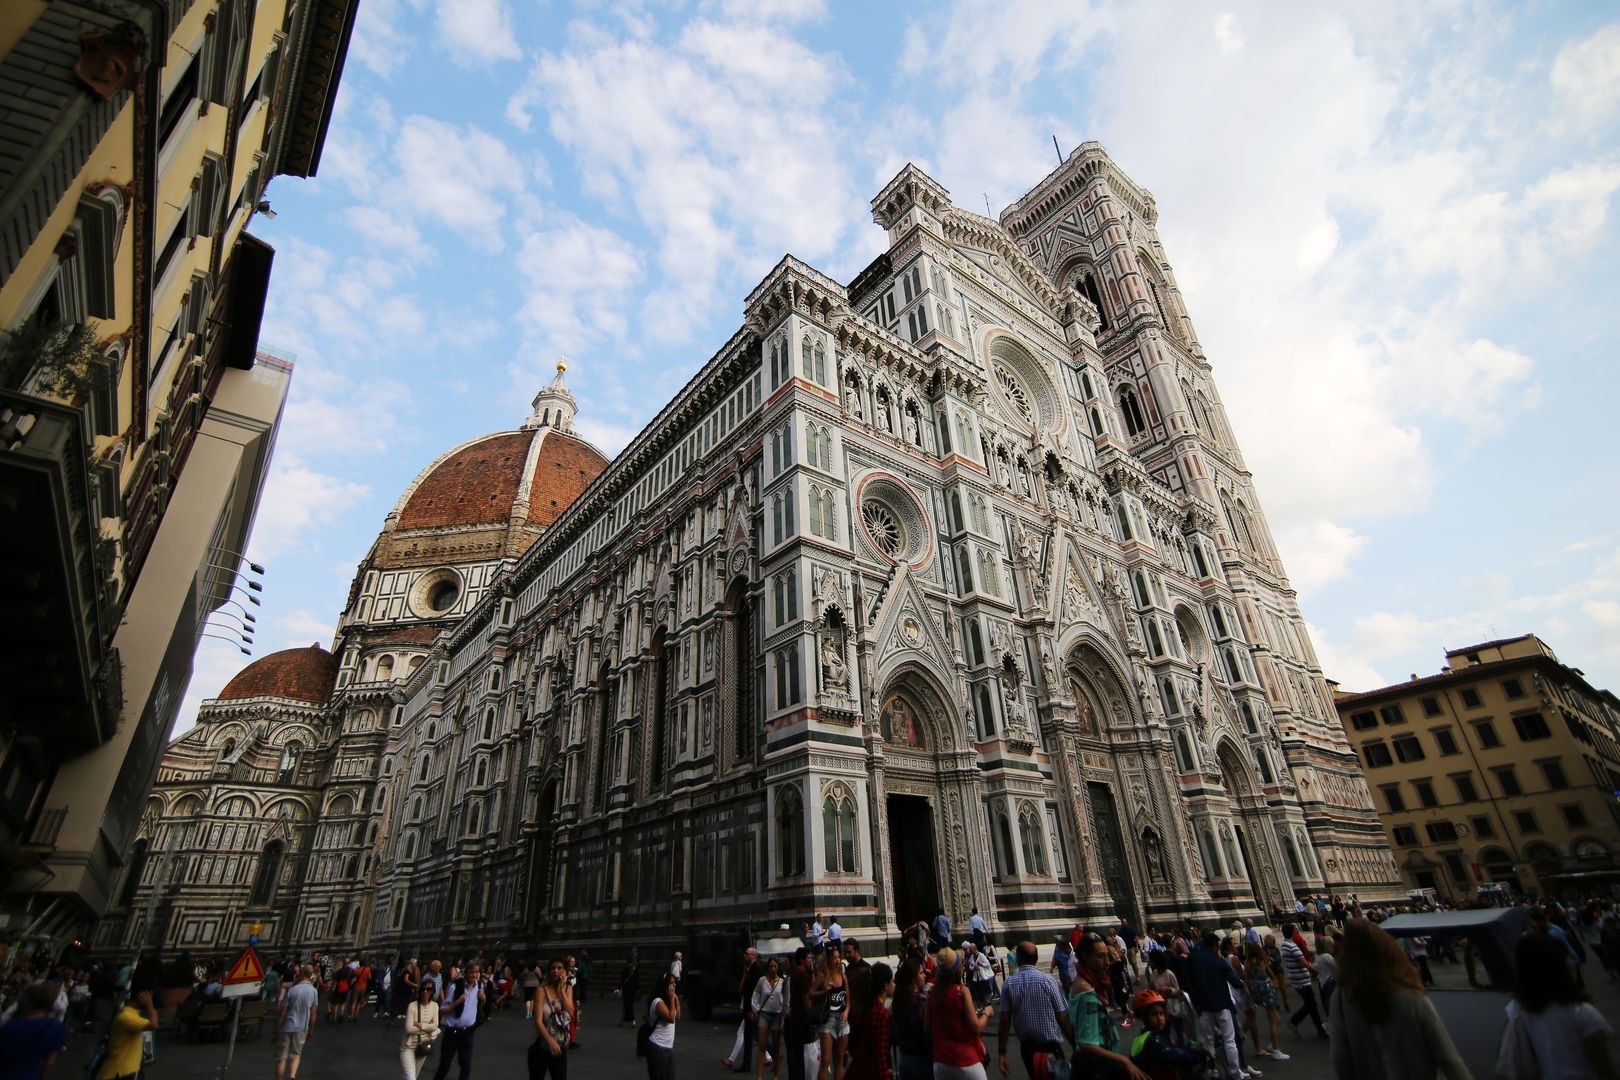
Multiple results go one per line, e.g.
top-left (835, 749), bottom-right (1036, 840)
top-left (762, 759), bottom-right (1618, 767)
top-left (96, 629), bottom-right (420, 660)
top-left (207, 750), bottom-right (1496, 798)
top-left (1334, 635), bottom-right (1620, 900)
top-left (122, 145), bottom-right (1403, 965)
top-left (0, 0), bottom-right (357, 951)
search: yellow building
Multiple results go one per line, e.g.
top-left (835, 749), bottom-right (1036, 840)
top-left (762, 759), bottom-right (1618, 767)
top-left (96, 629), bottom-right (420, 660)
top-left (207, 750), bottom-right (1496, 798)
top-left (1333, 635), bottom-right (1620, 901)
top-left (0, 0), bottom-right (356, 946)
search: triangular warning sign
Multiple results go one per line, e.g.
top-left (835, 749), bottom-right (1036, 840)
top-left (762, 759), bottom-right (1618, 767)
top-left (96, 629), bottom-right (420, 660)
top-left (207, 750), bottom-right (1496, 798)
top-left (224, 946), bottom-right (264, 984)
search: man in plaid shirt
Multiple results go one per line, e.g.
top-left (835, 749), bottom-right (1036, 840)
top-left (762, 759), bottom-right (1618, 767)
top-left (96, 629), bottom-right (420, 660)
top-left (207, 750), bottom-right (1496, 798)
top-left (997, 942), bottom-right (1075, 1078)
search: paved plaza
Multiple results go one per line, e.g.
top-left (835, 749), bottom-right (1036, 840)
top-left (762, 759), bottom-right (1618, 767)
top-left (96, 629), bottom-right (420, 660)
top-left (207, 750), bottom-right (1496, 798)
top-left (44, 958), bottom-right (1620, 1080)
top-left (49, 986), bottom-right (1346, 1080)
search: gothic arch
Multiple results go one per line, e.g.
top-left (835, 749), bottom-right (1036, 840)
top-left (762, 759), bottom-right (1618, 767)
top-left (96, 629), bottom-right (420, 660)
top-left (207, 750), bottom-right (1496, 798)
top-left (1056, 630), bottom-right (1142, 732)
top-left (876, 661), bottom-right (965, 754)
top-left (1215, 739), bottom-right (1259, 803)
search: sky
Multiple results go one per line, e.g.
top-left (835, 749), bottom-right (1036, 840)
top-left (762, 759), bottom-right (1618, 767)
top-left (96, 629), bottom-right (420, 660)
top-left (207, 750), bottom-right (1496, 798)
top-left (180, 0), bottom-right (1620, 732)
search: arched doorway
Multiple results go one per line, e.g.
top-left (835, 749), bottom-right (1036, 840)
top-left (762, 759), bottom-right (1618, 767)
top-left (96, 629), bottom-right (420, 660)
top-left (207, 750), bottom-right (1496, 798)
top-left (1065, 646), bottom-right (1141, 920)
top-left (878, 685), bottom-right (943, 930)
top-left (1217, 741), bottom-right (1272, 913)
top-left (874, 659), bottom-right (998, 932)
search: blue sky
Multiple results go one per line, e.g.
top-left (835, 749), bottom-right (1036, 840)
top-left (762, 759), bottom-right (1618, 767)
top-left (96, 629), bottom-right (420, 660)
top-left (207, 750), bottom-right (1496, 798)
top-left (181, 0), bottom-right (1620, 728)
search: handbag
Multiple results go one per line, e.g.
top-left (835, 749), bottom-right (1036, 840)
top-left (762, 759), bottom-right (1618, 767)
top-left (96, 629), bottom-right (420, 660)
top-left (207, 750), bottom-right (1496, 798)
top-left (636, 997), bottom-right (658, 1057)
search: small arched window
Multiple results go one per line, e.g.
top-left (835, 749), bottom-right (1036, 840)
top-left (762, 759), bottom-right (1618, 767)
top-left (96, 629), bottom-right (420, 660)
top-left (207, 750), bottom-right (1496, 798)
top-left (250, 840), bottom-right (284, 905)
top-left (475, 758), bottom-right (487, 785)
top-left (777, 786), bottom-right (805, 877)
top-left (482, 709), bottom-right (494, 741)
top-left (468, 802), bottom-right (481, 836)
top-left (975, 683), bottom-right (996, 739)
top-left (993, 807), bottom-right (1016, 878)
top-left (1018, 802), bottom-right (1047, 876)
top-left (822, 784), bottom-right (859, 874)
top-left (1118, 386), bottom-right (1146, 437)
top-left (376, 655), bottom-right (395, 681)
top-left (418, 754), bottom-right (431, 782)
top-left (277, 743), bottom-right (301, 782)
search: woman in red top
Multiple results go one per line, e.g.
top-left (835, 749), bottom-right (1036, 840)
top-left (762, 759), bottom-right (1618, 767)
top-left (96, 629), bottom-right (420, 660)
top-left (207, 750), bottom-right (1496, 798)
top-left (929, 948), bottom-right (993, 1079)
top-left (845, 962), bottom-right (894, 1080)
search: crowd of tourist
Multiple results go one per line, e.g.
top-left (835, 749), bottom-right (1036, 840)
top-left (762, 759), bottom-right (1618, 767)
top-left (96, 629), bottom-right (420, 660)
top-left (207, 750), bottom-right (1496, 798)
top-left (2, 893), bottom-right (1620, 1080)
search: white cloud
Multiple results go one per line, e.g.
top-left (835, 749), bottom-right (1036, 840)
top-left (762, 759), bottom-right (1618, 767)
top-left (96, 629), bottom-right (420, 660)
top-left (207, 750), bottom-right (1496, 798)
top-left (1552, 23), bottom-right (1620, 132)
top-left (273, 609), bottom-right (337, 645)
top-left (391, 117), bottom-right (528, 251)
top-left (247, 462), bottom-right (371, 560)
top-left (1584, 600), bottom-right (1620, 630)
top-left (344, 206), bottom-right (433, 263)
top-left (508, 15), bottom-right (861, 341)
top-left (435, 0), bottom-right (522, 65)
top-left (348, 0), bottom-right (412, 76)
top-left (1274, 520), bottom-right (1368, 596)
top-left (513, 216), bottom-right (644, 357)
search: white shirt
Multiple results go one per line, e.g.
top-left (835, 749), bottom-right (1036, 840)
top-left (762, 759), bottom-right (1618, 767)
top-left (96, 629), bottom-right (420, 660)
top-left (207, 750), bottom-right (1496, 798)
top-left (811, 921), bottom-right (825, 945)
top-left (1505, 1000), bottom-right (1611, 1080)
top-left (827, 921), bottom-right (843, 943)
top-left (670, 959), bottom-right (682, 981)
top-left (970, 913), bottom-right (988, 934)
top-left (649, 997), bottom-right (676, 1049)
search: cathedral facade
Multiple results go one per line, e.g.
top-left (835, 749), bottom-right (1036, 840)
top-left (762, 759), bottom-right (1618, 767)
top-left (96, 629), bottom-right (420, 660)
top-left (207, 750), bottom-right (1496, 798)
top-left (107, 146), bottom-right (1401, 963)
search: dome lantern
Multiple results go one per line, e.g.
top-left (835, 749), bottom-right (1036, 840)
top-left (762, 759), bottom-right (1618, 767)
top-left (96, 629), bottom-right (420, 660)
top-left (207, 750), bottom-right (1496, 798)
top-left (524, 356), bottom-right (576, 433)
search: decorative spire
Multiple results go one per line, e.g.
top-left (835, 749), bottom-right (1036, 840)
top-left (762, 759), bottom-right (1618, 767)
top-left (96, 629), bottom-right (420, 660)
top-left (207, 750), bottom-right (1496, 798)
top-left (524, 357), bottom-right (577, 432)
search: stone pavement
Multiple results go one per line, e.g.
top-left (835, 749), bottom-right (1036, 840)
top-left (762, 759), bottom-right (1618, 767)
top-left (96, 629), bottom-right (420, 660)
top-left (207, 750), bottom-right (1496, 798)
top-left (48, 987), bottom-right (1345, 1080)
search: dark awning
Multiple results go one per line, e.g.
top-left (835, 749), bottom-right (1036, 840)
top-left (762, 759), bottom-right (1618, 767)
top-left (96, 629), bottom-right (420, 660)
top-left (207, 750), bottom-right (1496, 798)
top-left (223, 233), bottom-right (274, 370)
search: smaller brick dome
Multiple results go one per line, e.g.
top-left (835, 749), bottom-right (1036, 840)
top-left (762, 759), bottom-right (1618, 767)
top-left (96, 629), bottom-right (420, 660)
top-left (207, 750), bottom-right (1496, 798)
top-left (217, 645), bottom-right (337, 704)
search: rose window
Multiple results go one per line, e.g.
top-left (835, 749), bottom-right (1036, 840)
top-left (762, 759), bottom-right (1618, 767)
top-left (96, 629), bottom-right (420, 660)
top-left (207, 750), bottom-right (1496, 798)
top-left (862, 501), bottom-right (904, 557)
top-left (857, 477), bottom-right (932, 565)
top-left (994, 361), bottom-right (1035, 424)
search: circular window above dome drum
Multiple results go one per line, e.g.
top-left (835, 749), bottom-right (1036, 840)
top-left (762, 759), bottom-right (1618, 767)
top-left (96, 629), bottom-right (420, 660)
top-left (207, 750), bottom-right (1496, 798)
top-left (857, 477), bottom-right (932, 566)
top-left (410, 568), bottom-right (464, 617)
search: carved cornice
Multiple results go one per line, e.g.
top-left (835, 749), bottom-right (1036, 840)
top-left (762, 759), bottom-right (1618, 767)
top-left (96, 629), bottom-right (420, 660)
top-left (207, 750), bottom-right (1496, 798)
top-left (870, 164), bottom-right (953, 230)
top-left (1000, 141), bottom-right (1158, 238)
top-left (940, 210), bottom-right (1063, 311)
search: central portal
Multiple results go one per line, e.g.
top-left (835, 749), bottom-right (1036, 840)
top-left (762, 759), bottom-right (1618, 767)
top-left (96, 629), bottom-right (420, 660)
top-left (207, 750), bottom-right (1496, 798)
top-left (887, 794), bottom-right (941, 930)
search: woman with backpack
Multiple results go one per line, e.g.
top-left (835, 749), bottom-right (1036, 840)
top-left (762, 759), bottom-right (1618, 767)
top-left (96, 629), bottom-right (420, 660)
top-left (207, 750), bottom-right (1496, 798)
top-left (644, 972), bottom-right (680, 1080)
top-left (529, 958), bottom-right (574, 1080)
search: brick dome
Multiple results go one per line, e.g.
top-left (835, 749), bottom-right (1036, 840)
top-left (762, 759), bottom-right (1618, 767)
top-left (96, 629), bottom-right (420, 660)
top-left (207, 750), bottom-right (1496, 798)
top-left (395, 428), bottom-right (608, 532)
top-left (217, 645), bottom-right (338, 703)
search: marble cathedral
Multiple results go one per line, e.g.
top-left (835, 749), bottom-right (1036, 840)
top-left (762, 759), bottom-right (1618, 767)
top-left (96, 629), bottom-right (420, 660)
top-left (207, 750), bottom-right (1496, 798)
top-left (105, 145), bottom-right (1402, 962)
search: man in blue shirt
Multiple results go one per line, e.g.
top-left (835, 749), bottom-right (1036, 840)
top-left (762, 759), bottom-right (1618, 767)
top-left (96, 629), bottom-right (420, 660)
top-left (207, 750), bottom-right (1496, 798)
top-left (969, 908), bottom-right (989, 948)
top-left (1050, 938), bottom-right (1077, 996)
top-left (432, 961), bottom-right (486, 1080)
top-left (996, 941), bottom-right (1073, 1079)
top-left (1186, 931), bottom-right (1244, 1080)
top-left (931, 908), bottom-right (952, 953)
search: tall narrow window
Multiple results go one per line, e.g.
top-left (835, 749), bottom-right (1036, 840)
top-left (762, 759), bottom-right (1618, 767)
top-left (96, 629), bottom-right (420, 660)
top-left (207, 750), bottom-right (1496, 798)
top-left (1018, 802), bottom-right (1047, 876)
top-left (776, 786), bottom-right (805, 877)
top-left (250, 840), bottom-right (284, 905)
top-left (1118, 386), bottom-right (1146, 437)
top-left (822, 784), bottom-right (858, 873)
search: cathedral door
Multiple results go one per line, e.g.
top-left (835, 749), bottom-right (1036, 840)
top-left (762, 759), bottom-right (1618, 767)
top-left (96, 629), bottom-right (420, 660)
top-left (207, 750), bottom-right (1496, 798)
top-left (887, 794), bottom-right (940, 930)
top-left (1087, 782), bottom-right (1138, 921)
top-left (1232, 825), bottom-right (1268, 914)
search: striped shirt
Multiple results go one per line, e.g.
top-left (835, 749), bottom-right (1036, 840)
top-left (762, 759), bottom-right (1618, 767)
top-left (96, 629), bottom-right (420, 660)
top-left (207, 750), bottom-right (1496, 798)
top-left (1278, 940), bottom-right (1312, 989)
